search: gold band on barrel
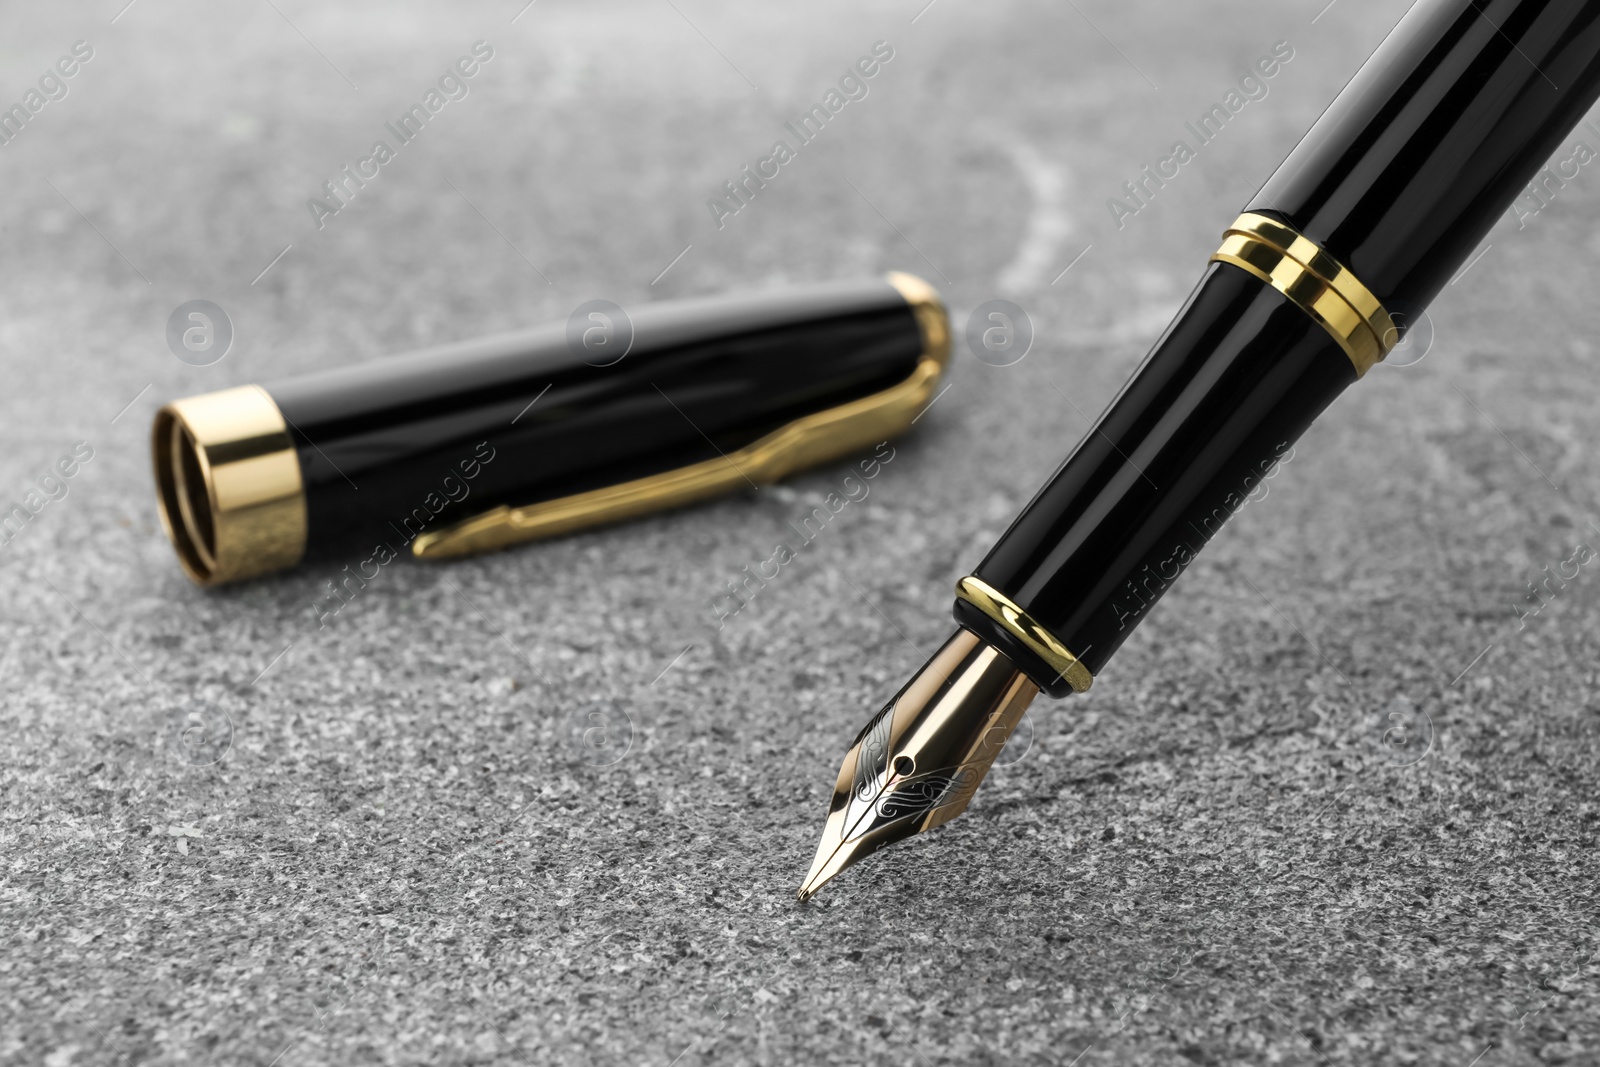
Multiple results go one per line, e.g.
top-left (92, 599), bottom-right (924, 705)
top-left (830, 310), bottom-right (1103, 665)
top-left (152, 385), bottom-right (307, 587)
top-left (955, 575), bottom-right (1094, 693)
top-left (1210, 212), bottom-right (1397, 378)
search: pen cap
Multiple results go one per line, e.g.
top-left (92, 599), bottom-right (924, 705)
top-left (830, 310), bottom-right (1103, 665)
top-left (152, 274), bottom-right (949, 587)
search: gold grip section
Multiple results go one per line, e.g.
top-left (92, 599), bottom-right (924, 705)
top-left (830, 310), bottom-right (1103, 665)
top-left (152, 385), bottom-right (307, 587)
top-left (413, 272), bottom-right (950, 560)
top-left (1210, 212), bottom-right (1396, 378)
top-left (954, 576), bottom-right (1094, 693)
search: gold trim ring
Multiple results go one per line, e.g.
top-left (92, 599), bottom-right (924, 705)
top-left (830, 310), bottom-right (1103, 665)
top-left (152, 385), bottom-right (307, 586)
top-left (1210, 212), bottom-right (1396, 378)
top-left (955, 575), bottom-right (1094, 693)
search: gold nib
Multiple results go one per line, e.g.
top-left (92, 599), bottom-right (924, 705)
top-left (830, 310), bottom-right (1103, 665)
top-left (797, 628), bottom-right (1039, 901)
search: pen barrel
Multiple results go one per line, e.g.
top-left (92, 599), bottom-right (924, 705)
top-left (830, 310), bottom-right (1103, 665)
top-left (153, 276), bottom-right (943, 586)
top-left (959, 0), bottom-right (1600, 696)
top-left (956, 264), bottom-right (1356, 697)
top-left (1249, 0), bottom-right (1600, 312)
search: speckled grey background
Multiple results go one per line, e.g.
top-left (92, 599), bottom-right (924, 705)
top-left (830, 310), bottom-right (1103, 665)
top-left (4, 1), bottom-right (1600, 1064)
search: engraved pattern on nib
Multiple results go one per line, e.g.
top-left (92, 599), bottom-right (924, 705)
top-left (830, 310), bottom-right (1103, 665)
top-left (851, 701), bottom-right (894, 805)
top-left (872, 765), bottom-right (982, 823)
top-left (798, 629), bottom-right (1040, 901)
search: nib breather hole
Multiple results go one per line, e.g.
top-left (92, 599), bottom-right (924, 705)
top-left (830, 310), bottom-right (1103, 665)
top-left (893, 755), bottom-right (916, 777)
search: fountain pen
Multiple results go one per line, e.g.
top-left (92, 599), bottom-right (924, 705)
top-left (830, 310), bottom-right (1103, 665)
top-left (800, 0), bottom-right (1600, 899)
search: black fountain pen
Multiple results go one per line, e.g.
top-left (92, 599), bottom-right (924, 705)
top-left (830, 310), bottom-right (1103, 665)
top-left (800, 0), bottom-right (1600, 900)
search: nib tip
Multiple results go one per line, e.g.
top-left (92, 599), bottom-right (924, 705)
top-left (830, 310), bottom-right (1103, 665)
top-left (795, 873), bottom-right (828, 903)
top-left (797, 839), bottom-right (851, 904)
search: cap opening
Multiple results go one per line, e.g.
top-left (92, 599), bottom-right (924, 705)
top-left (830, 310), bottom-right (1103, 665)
top-left (150, 387), bottom-right (308, 587)
top-left (153, 408), bottom-right (218, 584)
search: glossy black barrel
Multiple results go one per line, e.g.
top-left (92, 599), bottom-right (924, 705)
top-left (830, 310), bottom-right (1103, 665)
top-left (1250, 0), bottom-right (1600, 312)
top-left (958, 0), bottom-right (1600, 696)
top-left (957, 265), bottom-right (1355, 695)
top-left (267, 279), bottom-right (925, 558)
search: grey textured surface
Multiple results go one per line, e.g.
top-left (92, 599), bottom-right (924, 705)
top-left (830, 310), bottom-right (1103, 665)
top-left (4, 1), bottom-right (1600, 1064)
